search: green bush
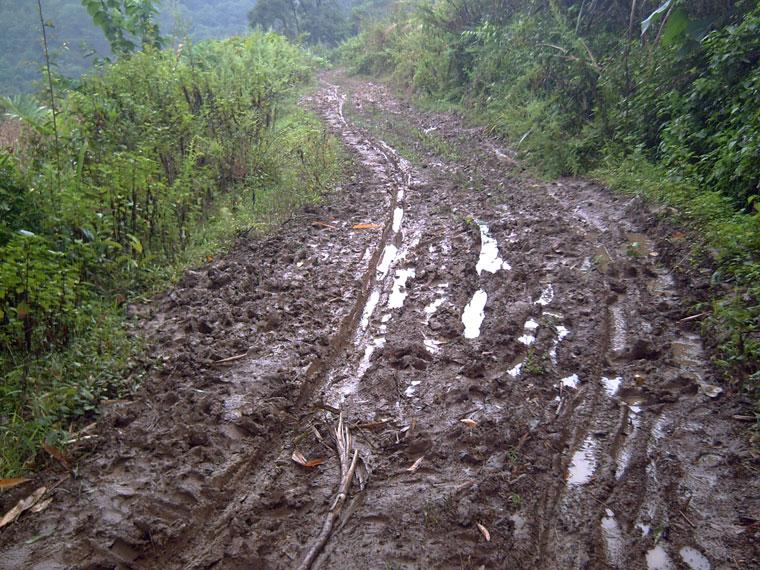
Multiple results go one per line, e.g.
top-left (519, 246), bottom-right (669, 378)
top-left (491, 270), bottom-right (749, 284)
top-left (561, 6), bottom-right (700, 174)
top-left (1, 32), bottom-right (341, 476)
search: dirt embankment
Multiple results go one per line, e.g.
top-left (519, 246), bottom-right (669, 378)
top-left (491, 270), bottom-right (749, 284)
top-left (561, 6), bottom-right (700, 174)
top-left (1, 71), bottom-right (757, 570)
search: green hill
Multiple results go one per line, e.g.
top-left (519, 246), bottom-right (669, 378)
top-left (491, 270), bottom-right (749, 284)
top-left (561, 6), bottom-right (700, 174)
top-left (0, 0), bottom-right (253, 95)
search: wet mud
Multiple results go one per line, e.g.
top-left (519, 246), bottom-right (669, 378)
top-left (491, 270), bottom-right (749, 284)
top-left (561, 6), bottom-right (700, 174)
top-left (1, 71), bottom-right (758, 569)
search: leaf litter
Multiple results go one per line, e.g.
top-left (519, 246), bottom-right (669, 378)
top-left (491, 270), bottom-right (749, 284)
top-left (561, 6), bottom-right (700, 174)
top-left (0, 478), bottom-right (30, 490)
top-left (292, 451), bottom-right (326, 468)
top-left (0, 486), bottom-right (47, 529)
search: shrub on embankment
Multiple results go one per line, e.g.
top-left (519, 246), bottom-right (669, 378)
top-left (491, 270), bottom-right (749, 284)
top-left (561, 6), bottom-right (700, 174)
top-left (338, 1), bottom-right (760, 409)
top-left (0, 32), bottom-right (340, 476)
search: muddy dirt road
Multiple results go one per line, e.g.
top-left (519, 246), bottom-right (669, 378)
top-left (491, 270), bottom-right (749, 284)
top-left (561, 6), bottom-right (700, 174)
top-left (1, 72), bottom-right (758, 569)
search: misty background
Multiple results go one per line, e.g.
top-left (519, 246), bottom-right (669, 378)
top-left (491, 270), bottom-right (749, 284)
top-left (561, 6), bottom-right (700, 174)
top-left (0, 0), bottom-right (386, 95)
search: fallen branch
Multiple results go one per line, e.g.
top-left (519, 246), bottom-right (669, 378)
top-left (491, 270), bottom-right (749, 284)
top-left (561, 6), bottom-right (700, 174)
top-left (679, 509), bottom-right (696, 529)
top-left (211, 352), bottom-right (248, 365)
top-left (297, 413), bottom-right (360, 570)
top-left (679, 312), bottom-right (707, 323)
top-left (353, 419), bottom-right (392, 430)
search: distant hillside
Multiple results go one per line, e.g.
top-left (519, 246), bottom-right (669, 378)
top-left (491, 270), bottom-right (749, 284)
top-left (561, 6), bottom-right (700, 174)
top-left (159, 0), bottom-right (251, 41)
top-left (0, 0), bottom-right (253, 96)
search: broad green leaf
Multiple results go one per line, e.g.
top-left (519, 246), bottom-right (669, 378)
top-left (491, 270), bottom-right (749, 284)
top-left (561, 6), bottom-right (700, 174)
top-left (662, 7), bottom-right (691, 46)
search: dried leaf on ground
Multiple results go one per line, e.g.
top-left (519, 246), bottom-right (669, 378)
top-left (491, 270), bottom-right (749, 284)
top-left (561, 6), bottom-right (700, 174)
top-left (292, 451), bottom-right (308, 466)
top-left (312, 221), bottom-right (337, 230)
top-left (29, 498), bottom-right (53, 514)
top-left (476, 522), bottom-right (491, 542)
top-left (460, 418), bottom-right (478, 428)
top-left (0, 478), bottom-right (30, 490)
top-left (0, 486), bottom-right (47, 529)
top-left (42, 443), bottom-right (70, 470)
top-left (700, 383), bottom-right (723, 398)
top-left (292, 451), bottom-right (325, 468)
top-left (352, 223), bottom-right (382, 230)
top-left (407, 456), bottom-right (424, 472)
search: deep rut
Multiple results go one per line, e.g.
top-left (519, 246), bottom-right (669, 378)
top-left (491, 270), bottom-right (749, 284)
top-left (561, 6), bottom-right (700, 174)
top-left (0, 72), bottom-right (758, 570)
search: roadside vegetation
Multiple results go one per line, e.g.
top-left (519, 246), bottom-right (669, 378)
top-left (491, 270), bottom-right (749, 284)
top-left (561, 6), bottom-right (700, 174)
top-left (338, 0), bottom-right (760, 406)
top-left (2, 0), bottom-right (758, 478)
top-left (0, 4), bottom-right (341, 476)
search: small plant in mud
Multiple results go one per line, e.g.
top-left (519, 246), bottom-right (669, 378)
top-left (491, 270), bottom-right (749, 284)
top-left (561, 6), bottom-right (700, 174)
top-left (505, 446), bottom-right (521, 466)
top-left (523, 349), bottom-right (546, 376)
top-left (423, 506), bottom-right (441, 529)
top-left (413, 127), bottom-right (460, 162)
top-left (626, 242), bottom-right (644, 259)
top-left (509, 493), bottom-right (523, 508)
top-left (464, 215), bottom-right (475, 226)
top-left (423, 496), bottom-right (454, 529)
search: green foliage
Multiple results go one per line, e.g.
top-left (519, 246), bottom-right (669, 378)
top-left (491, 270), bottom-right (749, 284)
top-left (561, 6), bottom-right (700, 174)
top-left (0, 308), bottom-right (140, 475)
top-left (0, 232), bottom-right (85, 356)
top-left (81, 0), bottom-right (163, 56)
top-left (657, 8), bottom-right (760, 209)
top-left (0, 155), bottom-right (42, 246)
top-left (1, 32), bottom-right (339, 476)
top-left (248, 0), bottom-right (391, 47)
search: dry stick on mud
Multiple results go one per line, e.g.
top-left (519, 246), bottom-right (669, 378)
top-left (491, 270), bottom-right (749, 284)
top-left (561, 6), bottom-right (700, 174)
top-left (297, 413), bottom-right (360, 570)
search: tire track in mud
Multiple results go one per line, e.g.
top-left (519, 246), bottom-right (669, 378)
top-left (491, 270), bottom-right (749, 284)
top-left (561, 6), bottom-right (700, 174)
top-left (140, 82), bottom-right (423, 569)
top-left (1, 73), bottom-right (757, 570)
top-left (299, 73), bottom-right (758, 570)
top-left (0, 80), bottom-right (416, 570)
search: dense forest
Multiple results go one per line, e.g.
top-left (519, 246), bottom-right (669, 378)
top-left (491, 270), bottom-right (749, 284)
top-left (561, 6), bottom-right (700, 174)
top-left (248, 0), bottom-right (389, 45)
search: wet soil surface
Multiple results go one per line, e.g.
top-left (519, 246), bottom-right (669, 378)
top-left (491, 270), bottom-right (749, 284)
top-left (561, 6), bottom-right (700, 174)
top-left (2, 71), bottom-right (758, 569)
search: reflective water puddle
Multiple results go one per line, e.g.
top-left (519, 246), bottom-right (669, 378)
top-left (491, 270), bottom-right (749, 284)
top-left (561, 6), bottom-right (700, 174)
top-left (377, 244), bottom-right (398, 278)
top-left (462, 289), bottom-right (488, 339)
top-left (405, 379), bottom-right (422, 398)
top-left (560, 374), bottom-right (580, 389)
top-left (392, 206), bottom-right (404, 232)
top-left (508, 360), bottom-right (524, 378)
top-left (388, 268), bottom-right (416, 309)
top-left (602, 376), bottom-right (622, 397)
top-left (476, 222), bottom-right (511, 274)
top-left (550, 324), bottom-right (570, 364)
top-left (518, 318), bottom-right (539, 346)
top-left (610, 305), bottom-right (627, 354)
top-left (646, 544), bottom-right (674, 570)
top-left (567, 435), bottom-right (596, 485)
top-left (360, 290), bottom-right (381, 330)
top-left (536, 284), bottom-right (554, 306)
top-left (679, 546), bottom-right (711, 570)
top-left (601, 508), bottom-right (624, 566)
